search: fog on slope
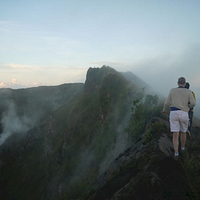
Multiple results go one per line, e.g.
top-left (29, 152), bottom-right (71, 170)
top-left (120, 45), bottom-right (200, 119)
top-left (0, 101), bottom-right (32, 146)
top-left (0, 97), bottom-right (48, 146)
top-left (0, 84), bottom-right (84, 146)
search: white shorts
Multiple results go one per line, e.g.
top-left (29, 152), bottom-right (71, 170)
top-left (169, 110), bottom-right (189, 132)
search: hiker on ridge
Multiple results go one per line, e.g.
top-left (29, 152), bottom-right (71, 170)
top-left (162, 77), bottom-right (196, 158)
top-left (185, 82), bottom-right (196, 135)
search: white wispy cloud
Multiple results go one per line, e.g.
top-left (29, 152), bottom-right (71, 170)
top-left (9, 63), bottom-right (39, 70)
top-left (0, 79), bottom-right (49, 89)
top-left (0, 81), bottom-right (9, 88)
top-left (0, 79), bottom-right (23, 89)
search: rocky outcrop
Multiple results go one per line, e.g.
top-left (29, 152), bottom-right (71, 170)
top-left (88, 117), bottom-right (200, 200)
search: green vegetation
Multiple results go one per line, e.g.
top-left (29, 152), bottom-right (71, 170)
top-left (143, 121), bottom-right (165, 145)
top-left (60, 71), bottom-right (135, 199)
top-left (2, 66), bottom-right (200, 200)
top-left (126, 93), bottom-right (162, 142)
top-left (180, 140), bottom-right (200, 199)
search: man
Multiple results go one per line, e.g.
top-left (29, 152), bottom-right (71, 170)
top-left (162, 77), bottom-right (196, 158)
top-left (185, 82), bottom-right (196, 135)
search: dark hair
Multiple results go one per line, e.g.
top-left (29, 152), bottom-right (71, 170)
top-left (178, 77), bottom-right (186, 85)
top-left (185, 82), bottom-right (190, 89)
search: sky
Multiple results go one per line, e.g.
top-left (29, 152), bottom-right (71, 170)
top-left (1, 0), bottom-right (200, 97)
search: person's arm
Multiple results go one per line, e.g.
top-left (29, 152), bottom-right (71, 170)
top-left (192, 92), bottom-right (196, 101)
top-left (162, 91), bottom-right (171, 113)
top-left (189, 92), bottom-right (196, 108)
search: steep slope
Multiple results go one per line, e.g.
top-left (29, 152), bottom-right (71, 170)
top-left (0, 83), bottom-right (84, 137)
top-left (121, 71), bottom-right (152, 92)
top-left (41, 66), bottom-right (143, 199)
top-left (0, 83), bottom-right (84, 199)
top-left (0, 66), bottom-right (144, 200)
top-left (1, 66), bottom-right (198, 200)
top-left (88, 117), bottom-right (200, 200)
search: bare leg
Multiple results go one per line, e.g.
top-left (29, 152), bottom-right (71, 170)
top-left (181, 132), bottom-right (186, 148)
top-left (173, 132), bottom-right (179, 153)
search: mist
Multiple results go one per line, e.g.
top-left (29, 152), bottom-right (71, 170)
top-left (119, 44), bottom-right (200, 118)
top-left (0, 84), bottom-right (84, 147)
top-left (0, 101), bottom-right (32, 146)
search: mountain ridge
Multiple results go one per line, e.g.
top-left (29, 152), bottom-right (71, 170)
top-left (0, 66), bottom-right (144, 199)
top-left (0, 66), bottom-right (199, 200)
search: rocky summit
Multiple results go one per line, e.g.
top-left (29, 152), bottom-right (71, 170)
top-left (0, 66), bottom-right (200, 200)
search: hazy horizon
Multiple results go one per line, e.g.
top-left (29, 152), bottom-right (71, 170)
top-left (1, 0), bottom-right (200, 99)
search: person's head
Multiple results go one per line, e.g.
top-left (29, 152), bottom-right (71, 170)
top-left (185, 82), bottom-right (190, 89)
top-left (178, 77), bottom-right (186, 86)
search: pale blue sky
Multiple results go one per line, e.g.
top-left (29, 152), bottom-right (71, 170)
top-left (0, 0), bottom-right (200, 96)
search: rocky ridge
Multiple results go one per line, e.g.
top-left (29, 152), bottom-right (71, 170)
top-left (88, 117), bottom-right (200, 200)
top-left (0, 66), bottom-right (199, 200)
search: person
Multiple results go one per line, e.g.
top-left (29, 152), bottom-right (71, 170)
top-left (185, 82), bottom-right (196, 135)
top-left (162, 77), bottom-right (196, 158)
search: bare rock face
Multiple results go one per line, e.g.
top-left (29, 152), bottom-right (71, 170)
top-left (158, 133), bottom-right (173, 157)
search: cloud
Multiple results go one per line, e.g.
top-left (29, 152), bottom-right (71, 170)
top-left (0, 81), bottom-right (9, 88)
top-left (33, 82), bottom-right (44, 86)
top-left (0, 79), bottom-right (24, 89)
top-left (0, 62), bottom-right (88, 89)
top-left (89, 61), bottom-right (123, 65)
top-left (0, 63), bottom-right (39, 71)
top-left (9, 63), bottom-right (38, 71)
top-left (0, 79), bottom-right (49, 89)
top-left (12, 79), bottom-right (20, 84)
top-left (121, 44), bottom-right (200, 96)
